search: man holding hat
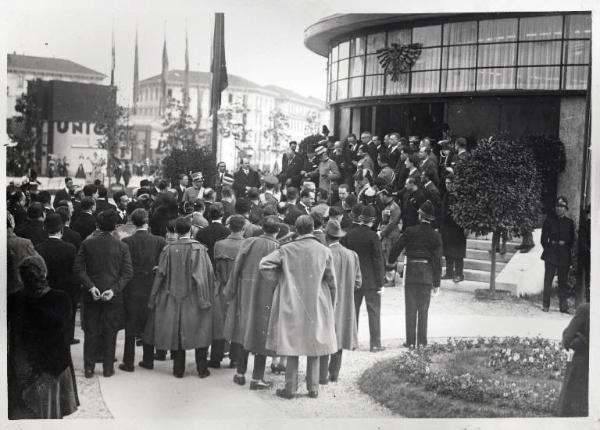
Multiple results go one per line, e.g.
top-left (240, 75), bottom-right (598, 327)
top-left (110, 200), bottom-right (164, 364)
top-left (540, 196), bottom-right (575, 313)
top-left (211, 162), bottom-right (229, 201)
top-left (182, 172), bottom-right (205, 203)
top-left (309, 145), bottom-right (341, 196)
top-left (388, 200), bottom-right (442, 348)
top-left (341, 205), bottom-right (385, 352)
top-left (320, 220), bottom-right (361, 383)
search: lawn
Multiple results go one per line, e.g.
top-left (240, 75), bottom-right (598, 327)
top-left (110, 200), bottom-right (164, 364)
top-left (358, 337), bottom-right (566, 418)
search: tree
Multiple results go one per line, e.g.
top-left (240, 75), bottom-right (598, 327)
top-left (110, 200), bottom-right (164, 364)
top-left (218, 98), bottom-right (251, 163)
top-left (451, 134), bottom-right (542, 293)
top-left (95, 88), bottom-right (128, 185)
top-left (304, 110), bottom-right (320, 136)
top-left (263, 107), bottom-right (291, 157)
top-left (6, 92), bottom-right (43, 177)
top-left (160, 98), bottom-right (214, 184)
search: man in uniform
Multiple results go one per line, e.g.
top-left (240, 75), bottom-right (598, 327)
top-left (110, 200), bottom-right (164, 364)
top-left (541, 196), bottom-right (575, 313)
top-left (388, 201), bottom-right (442, 348)
top-left (182, 172), bottom-right (205, 203)
top-left (377, 187), bottom-right (402, 287)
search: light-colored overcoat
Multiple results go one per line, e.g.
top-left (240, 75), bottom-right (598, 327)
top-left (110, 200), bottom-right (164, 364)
top-left (329, 242), bottom-right (361, 350)
top-left (260, 235), bottom-right (337, 356)
top-left (223, 235), bottom-right (279, 355)
top-left (144, 238), bottom-right (214, 350)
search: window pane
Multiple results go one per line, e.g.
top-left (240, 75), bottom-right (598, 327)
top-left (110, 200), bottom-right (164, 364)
top-left (564, 40), bottom-right (591, 64)
top-left (338, 41), bottom-right (350, 59)
top-left (349, 77), bottom-right (364, 98)
top-left (337, 79), bottom-right (348, 99)
top-left (563, 66), bottom-right (589, 89)
top-left (338, 59), bottom-right (349, 79)
top-left (477, 68), bottom-right (515, 90)
top-left (478, 18), bottom-right (518, 43)
top-left (365, 75), bottom-right (384, 96)
top-left (330, 61), bottom-right (338, 83)
top-left (565, 14), bottom-right (591, 39)
top-left (413, 25), bottom-right (442, 47)
top-left (350, 36), bottom-right (366, 56)
top-left (443, 21), bottom-right (477, 45)
top-left (350, 57), bottom-right (364, 77)
top-left (517, 66), bottom-right (560, 89)
top-left (413, 48), bottom-right (440, 71)
top-left (518, 41), bottom-right (561, 65)
top-left (367, 32), bottom-right (386, 53)
top-left (411, 71), bottom-right (439, 93)
top-left (388, 29), bottom-right (411, 45)
top-left (329, 83), bottom-right (337, 102)
top-left (519, 16), bottom-right (563, 40)
top-left (366, 54), bottom-right (381, 75)
top-left (477, 43), bottom-right (516, 67)
top-left (331, 45), bottom-right (339, 62)
top-left (442, 45), bottom-right (477, 68)
top-left (385, 74), bottom-right (409, 95)
top-left (441, 69), bottom-right (476, 92)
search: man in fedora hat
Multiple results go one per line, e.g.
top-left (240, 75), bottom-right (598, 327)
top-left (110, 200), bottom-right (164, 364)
top-left (309, 145), bottom-right (340, 196)
top-left (182, 172), bottom-right (205, 203)
top-left (541, 196), bottom-right (575, 313)
top-left (341, 205), bottom-right (385, 352)
top-left (388, 200), bottom-right (442, 348)
top-left (320, 220), bottom-right (361, 383)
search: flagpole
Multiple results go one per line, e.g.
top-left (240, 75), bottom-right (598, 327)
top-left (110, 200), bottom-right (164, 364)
top-left (210, 13), bottom-right (227, 165)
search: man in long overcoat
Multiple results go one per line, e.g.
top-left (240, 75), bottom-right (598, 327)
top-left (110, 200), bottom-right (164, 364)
top-left (540, 196), bottom-right (575, 313)
top-left (214, 215), bottom-right (247, 369)
top-left (440, 175), bottom-right (466, 282)
top-left (233, 159), bottom-right (261, 198)
top-left (143, 217), bottom-right (215, 378)
top-left (259, 215), bottom-right (337, 399)
top-left (280, 141), bottom-right (305, 188)
top-left (120, 209), bottom-right (166, 372)
top-left (74, 210), bottom-right (133, 378)
top-left (341, 205), bottom-right (385, 352)
top-left (319, 220), bottom-right (361, 384)
top-left (389, 201), bottom-right (442, 348)
top-left (223, 216), bottom-right (280, 389)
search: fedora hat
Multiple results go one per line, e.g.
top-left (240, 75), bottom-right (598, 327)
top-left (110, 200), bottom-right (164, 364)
top-left (325, 219), bottom-right (346, 238)
top-left (263, 175), bottom-right (279, 186)
top-left (418, 200), bottom-right (435, 221)
top-left (358, 205), bottom-right (377, 224)
top-left (222, 173), bottom-right (234, 186)
top-left (315, 145), bottom-right (327, 157)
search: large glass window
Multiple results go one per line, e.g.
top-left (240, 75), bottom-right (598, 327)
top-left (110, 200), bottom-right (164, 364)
top-left (327, 13), bottom-right (589, 101)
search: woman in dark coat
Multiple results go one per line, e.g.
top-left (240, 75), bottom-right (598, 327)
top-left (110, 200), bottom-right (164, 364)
top-left (440, 174), bottom-right (466, 283)
top-left (557, 303), bottom-right (589, 417)
top-left (8, 256), bottom-right (79, 419)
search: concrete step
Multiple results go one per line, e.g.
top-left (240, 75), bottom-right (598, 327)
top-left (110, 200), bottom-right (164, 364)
top-left (467, 238), bottom-right (519, 253)
top-left (463, 268), bottom-right (494, 283)
top-left (440, 279), bottom-right (517, 295)
top-left (443, 258), bottom-right (505, 272)
top-left (465, 248), bottom-right (514, 262)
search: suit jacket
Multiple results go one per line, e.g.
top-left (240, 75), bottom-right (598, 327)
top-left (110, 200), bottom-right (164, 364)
top-left (280, 152), bottom-right (305, 188)
top-left (222, 200), bottom-right (235, 222)
top-left (296, 202), bottom-right (311, 216)
top-left (53, 188), bottom-right (73, 208)
top-left (176, 184), bottom-right (186, 203)
top-left (71, 212), bottom-right (97, 242)
top-left (401, 188), bottom-right (426, 231)
top-left (7, 231), bottom-right (39, 295)
top-left (341, 225), bottom-right (384, 290)
top-left (14, 219), bottom-right (48, 246)
top-left (420, 156), bottom-right (440, 188)
top-left (62, 226), bottom-right (82, 251)
top-left (35, 238), bottom-right (80, 299)
top-left (233, 168), bottom-right (261, 197)
top-left (196, 222), bottom-right (231, 267)
top-left (94, 199), bottom-right (117, 214)
top-left (424, 181), bottom-right (442, 220)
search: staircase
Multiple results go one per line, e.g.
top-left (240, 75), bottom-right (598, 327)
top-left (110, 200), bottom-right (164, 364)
top-left (395, 235), bottom-right (519, 294)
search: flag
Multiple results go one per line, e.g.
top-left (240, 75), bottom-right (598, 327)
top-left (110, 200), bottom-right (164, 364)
top-left (210, 13), bottom-right (228, 113)
top-left (159, 37), bottom-right (169, 115)
top-left (183, 27), bottom-right (190, 113)
top-left (110, 26), bottom-right (115, 86)
top-left (132, 29), bottom-right (139, 114)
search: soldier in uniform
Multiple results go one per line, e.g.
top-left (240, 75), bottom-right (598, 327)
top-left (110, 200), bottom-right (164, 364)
top-left (540, 196), bottom-right (575, 313)
top-left (388, 201), bottom-right (442, 348)
top-left (377, 186), bottom-right (402, 287)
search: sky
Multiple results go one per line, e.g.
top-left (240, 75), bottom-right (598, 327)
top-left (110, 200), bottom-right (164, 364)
top-left (5, 0), bottom-right (340, 106)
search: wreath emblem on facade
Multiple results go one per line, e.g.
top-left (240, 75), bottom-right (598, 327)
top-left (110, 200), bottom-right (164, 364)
top-left (376, 43), bottom-right (423, 81)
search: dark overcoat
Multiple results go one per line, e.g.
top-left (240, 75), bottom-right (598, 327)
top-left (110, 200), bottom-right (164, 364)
top-left (440, 193), bottom-right (466, 258)
top-left (341, 225), bottom-right (384, 290)
top-left (122, 230), bottom-right (166, 335)
top-left (35, 238), bottom-right (80, 306)
top-left (541, 214), bottom-right (575, 267)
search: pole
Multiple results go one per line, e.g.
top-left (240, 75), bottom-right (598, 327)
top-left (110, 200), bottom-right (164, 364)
top-left (212, 107), bottom-right (218, 165)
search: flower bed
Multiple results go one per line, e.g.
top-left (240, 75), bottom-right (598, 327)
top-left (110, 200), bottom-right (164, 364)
top-left (359, 337), bottom-right (567, 418)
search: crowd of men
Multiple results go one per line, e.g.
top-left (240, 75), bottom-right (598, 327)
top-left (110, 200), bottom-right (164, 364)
top-left (7, 126), bottom-right (589, 404)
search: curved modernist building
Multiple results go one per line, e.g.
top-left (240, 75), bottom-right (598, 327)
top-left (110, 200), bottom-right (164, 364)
top-left (305, 12), bottom-right (591, 218)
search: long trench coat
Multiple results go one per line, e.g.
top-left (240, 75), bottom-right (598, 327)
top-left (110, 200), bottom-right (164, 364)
top-left (440, 193), bottom-right (466, 258)
top-left (260, 235), bottom-right (338, 357)
top-left (223, 235), bottom-right (279, 355)
top-left (329, 242), bottom-right (361, 350)
top-left (143, 238), bottom-right (214, 351)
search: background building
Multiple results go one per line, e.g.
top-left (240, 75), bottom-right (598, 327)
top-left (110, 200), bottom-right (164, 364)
top-left (131, 70), bottom-right (328, 171)
top-left (7, 53), bottom-right (107, 117)
top-left (304, 12), bottom-right (591, 221)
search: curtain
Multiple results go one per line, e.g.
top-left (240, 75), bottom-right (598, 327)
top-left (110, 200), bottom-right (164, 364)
top-left (411, 71), bottom-right (439, 93)
top-left (338, 41), bottom-right (350, 59)
top-left (477, 68), bottom-right (515, 90)
top-left (329, 61), bottom-right (338, 82)
top-left (349, 77), bottom-right (364, 98)
top-left (563, 66), bottom-right (588, 90)
top-left (388, 29), bottom-right (411, 45)
top-left (444, 21), bottom-right (477, 45)
top-left (366, 54), bottom-right (380, 74)
top-left (337, 79), bottom-right (348, 100)
top-left (441, 70), bottom-right (475, 92)
top-left (385, 74), bottom-right (409, 95)
top-left (367, 32), bottom-right (386, 53)
top-left (564, 40), bottom-right (591, 64)
top-left (350, 57), bottom-right (364, 77)
top-left (443, 45), bottom-right (477, 68)
top-left (338, 59), bottom-right (349, 80)
top-left (413, 25), bottom-right (441, 47)
top-left (564, 14), bottom-right (591, 39)
top-left (350, 37), bottom-right (366, 56)
top-left (517, 66), bottom-right (560, 89)
top-left (365, 75), bottom-right (384, 96)
top-left (478, 18), bottom-right (518, 42)
top-left (519, 16), bottom-right (563, 40)
top-left (518, 41), bottom-right (561, 65)
top-left (413, 48), bottom-right (440, 71)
